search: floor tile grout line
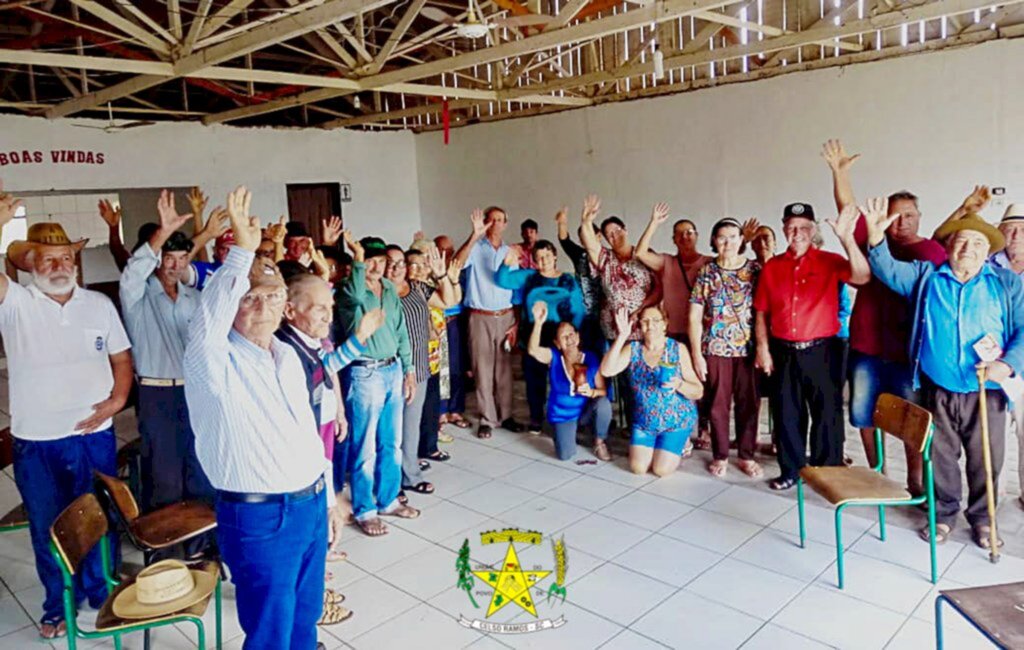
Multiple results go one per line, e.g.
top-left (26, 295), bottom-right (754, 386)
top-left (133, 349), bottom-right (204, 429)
top-left (595, 626), bottom-right (673, 649)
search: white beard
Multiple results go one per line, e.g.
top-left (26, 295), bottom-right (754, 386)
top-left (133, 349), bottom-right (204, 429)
top-left (32, 269), bottom-right (77, 296)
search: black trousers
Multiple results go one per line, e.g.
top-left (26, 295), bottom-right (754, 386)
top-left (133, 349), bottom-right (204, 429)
top-left (523, 353), bottom-right (548, 427)
top-left (419, 374), bottom-right (441, 458)
top-left (138, 384), bottom-right (214, 511)
top-left (771, 339), bottom-right (845, 480)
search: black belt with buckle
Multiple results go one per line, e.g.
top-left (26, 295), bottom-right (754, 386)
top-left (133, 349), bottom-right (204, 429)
top-left (218, 475), bottom-right (325, 504)
top-left (774, 337), bottom-right (828, 351)
top-left (350, 356), bottom-right (398, 369)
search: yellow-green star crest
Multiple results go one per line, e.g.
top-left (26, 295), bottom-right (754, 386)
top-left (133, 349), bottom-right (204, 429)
top-left (472, 543), bottom-right (551, 617)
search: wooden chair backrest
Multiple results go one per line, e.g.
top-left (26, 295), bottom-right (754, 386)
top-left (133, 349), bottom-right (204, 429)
top-left (873, 393), bottom-right (933, 453)
top-left (93, 471), bottom-right (140, 523)
top-left (50, 493), bottom-right (108, 575)
top-left (0, 427), bottom-right (13, 471)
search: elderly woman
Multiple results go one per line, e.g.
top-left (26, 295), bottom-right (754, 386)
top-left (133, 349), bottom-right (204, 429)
top-left (689, 218), bottom-right (762, 479)
top-left (526, 301), bottom-right (612, 461)
top-left (383, 244), bottom-right (457, 501)
top-left (496, 240), bottom-right (585, 434)
top-left (601, 306), bottom-right (703, 476)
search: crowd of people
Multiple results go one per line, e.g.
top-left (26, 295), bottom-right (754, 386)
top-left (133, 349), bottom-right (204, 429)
top-left (0, 136), bottom-right (1022, 648)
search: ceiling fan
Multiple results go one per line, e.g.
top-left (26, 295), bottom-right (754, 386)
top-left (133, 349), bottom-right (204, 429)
top-left (421, 0), bottom-right (555, 42)
top-left (71, 104), bottom-right (155, 133)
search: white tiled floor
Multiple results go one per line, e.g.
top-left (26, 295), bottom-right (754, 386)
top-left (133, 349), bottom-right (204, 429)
top-left (2, 402), bottom-right (1022, 649)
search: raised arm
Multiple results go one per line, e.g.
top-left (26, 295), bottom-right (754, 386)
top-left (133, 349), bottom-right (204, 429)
top-left (453, 209), bottom-right (487, 268)
top-left (190, 206), bottom-right (229, 264)
top-left (578, 194), bottom-right (604, 267)
top-left (600, 307), bottom-right (633, 377)
top-left (634, 202), bottom-right (670, 272)
top-left (865, 199), bottom-right (928, 298)
top-left (931, 185), bottom-right (991, 240)
top-left (98, 199), bottom-right (130, 271)
top-left (187, 187), bottom-right (210, 262)
top-left (338, 230), bottom-right (367, 303)
top-left (120, 189), bottom-right (193, 311)
top-left (526, 301), bottom-right (553, 365)
top-left (494, 248), bottom-right (534, 290)
top-left (321, 308), bottom-right (381, 374)
top-left (425, 245), bottom-right (458, 308)
top-left (821, 139), bottom-right (860, 213)
top-left (0, 180), bottom-right (23, 304)
top-left (827, 204), bottom-right (871, 286)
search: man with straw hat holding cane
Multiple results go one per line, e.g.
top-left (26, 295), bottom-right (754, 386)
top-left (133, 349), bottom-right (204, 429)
top-left (858, 195), bottom-right (1024, 553)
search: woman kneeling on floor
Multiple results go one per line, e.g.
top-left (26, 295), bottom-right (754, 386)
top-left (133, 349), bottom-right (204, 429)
top-left (526, 300), bottom-right (612, 461)
top-left (601, 306), bottom-right (703, 476)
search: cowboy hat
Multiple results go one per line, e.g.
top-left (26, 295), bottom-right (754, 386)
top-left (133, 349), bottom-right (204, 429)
top-left (1001, 203), bottom-right (1024, 224)
top-left (934, 213), bottom-right (1005, 252)
top-left (6, 223), bottom-right (87, 272)
top-left (112, 560), bottom-right (217, 620)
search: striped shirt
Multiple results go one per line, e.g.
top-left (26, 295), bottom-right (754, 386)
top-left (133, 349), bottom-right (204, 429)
top-left (183, 246), bottom-right (334, 506)
top-left (399, 281), bottom-right (434, 383)
top-left (319, 336), bottom-right (369, 375)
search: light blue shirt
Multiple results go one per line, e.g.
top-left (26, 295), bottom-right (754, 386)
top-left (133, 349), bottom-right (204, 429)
top-left (120, 244), bottom-right (199, 379)
top-left (184, 246), bottom-right (334, 505)
top-left (989, 251), bottom-right (1024, 277)
top-left (463, 238), bottom-right (512, 311)
top-left (920, 264), bottom-right (1006, 393)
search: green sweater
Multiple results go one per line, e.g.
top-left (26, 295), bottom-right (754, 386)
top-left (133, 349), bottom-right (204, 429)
top-left (335, 261), bottom-right (413, 373)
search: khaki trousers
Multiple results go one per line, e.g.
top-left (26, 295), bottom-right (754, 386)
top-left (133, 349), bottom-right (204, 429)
top-left (468, 310), bottom-right (514, 427)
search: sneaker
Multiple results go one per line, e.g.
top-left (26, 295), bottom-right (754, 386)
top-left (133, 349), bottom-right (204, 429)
top-left (527, 422), bottom-right (543, 436)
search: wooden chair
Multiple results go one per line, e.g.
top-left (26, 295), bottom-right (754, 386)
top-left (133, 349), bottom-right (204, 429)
top-left (48, 492), bottom-right (222, 650)
top-left (796, 393), bottom-right (938, 589)
top-left (92, 471), bottom-right (216, 565)
top-left (0, 426), bottom-right (28, 532)
top-left (935, 582), bottom-right (1024, 649)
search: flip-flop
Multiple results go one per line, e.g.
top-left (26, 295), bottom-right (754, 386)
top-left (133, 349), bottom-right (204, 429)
top-left (39, 621), bottom-right (67, 640)
top-left (324, 589), bottom-right (345, 605)
top-left (769, 476), bottom-right (797, 491)
top-left (381, 504), bottom-right (421, 519)
top-left (972, 525), bottom-right (1004, 549)
top-left (918, 523), bottom-right (951, 545)
top-left (737, 459), bottom-right (764, 479)
top-left (418, 460), bottom-right (431, 471)
top-left (450, 416), bottom-right (472, 429)
top-left (403, 481), bottom-right (434, 494)
top-left (356, 517), bottom-right (388, 536)
top-left (708, 460), bottom-right (727, 478)
top-left (317, 602), bottom-right (353, 626)
top-left (438, 431), bottom-right (455, 443)
top-left (426, 450), bottom-right (450, 462)
top-left (326, 550), bottom-right (348, 562)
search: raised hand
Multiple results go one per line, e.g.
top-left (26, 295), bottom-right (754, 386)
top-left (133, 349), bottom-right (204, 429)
top-left (470, 208), bottom-right (487, 238)
top-left (504, 246), bottom-right (521, 267)
top-left (581, 194), bottom-right (601, 223)
top-left (321, 215), bottom-right (343, 247)
top-left (821, 139), bottom-right (860, 173)
top-left (740, 218), bottom-right (761, 242)
top-left (266, 216), bottom-right (287, 245)
top-left (200, 206), bottom-right (230, 239)
top-left (0, 180), bottom-right (22, 228)
top-left (446, 256), bottom-right (464, 284)
top-left (356, 308), bottom-right (386, 343)
top-left (342, 229), bottom-right (364, 262)
top-left (156, 189), bottom-right (194, 234)
top-left (187, 186), bottom-right (208, 218)
top-left (826, 204), bottom-right (860, 243)
top-left (613, 307), bottom-right (631, 339)
top-left (532, 300), bottom-right (548, 323)
top-left (97, 199), bottom-right (121, 228)
top-left (308, 239), bottom-right (328, 266)
top-left (650, 202), bottom-right (670, 226)
top-left (425, 245), bottom-right (446, 279)
top-left (961, 185), bottom-right (991, 215)
top-left (554, 206), bottom-right (568, 227)
top-left (861, 196), bottom-right (898, 247)
top-left (226, 186), bottom-right (259, 251)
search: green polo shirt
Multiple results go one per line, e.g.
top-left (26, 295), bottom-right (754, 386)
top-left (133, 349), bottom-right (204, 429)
top-left (335, 261), bottom-right (413, 373)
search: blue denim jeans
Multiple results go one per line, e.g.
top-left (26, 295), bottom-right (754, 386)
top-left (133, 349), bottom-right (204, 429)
top-left (217, 488), bottom-right (327, 650)
top-left (342, 362), bottom-right (403, 520)
top-left (552, 397), bottom-right (612, 461)
top-left (12, 429), bottom-right (118, 624)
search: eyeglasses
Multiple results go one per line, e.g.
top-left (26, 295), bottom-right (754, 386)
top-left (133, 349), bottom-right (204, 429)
top-left (241, 290), bottom-right (287, 308)
top-left (386, 260), bottom-right (406, 269)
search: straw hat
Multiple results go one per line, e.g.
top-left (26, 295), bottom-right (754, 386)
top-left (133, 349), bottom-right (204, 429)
top-left (933, 213), bottom-right (1005, 252)
top-left (1001, 203), bottom-right (1024, 224)
top-left (6, 222), bottom-right (87, 272)
top-left (112, 560), bottom-right (217, 619)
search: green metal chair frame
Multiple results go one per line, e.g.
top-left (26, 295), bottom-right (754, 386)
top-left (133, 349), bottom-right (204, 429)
top-left (48, 493), bottom-right (222, 650)
top-left (796, 393), bottom-right (938, 589)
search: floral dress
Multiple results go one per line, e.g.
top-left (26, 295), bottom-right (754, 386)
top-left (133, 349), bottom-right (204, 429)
top-left (626, 340), bottom-right (697, 434)
top-left (595, 248), bottom-right (654, 340)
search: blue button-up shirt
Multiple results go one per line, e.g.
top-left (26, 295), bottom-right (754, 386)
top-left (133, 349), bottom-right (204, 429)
top-left (184, 247), bottom-right (334, 504)
top-left (463, 238), bottom-right (512, 311)
top-left (920, 264), bottom-right (1006, 393)
top-left (120, 244), bottom-right (199, 379)
top-left (989, 251), bottom-right (1024, 277)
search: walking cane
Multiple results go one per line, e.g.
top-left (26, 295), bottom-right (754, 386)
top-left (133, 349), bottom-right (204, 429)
top-left (975, 364), bottom-right (1001, 564)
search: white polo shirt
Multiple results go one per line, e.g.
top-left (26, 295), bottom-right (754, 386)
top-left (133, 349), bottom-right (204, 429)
top-left (0, 281), bottom-right (131, 440)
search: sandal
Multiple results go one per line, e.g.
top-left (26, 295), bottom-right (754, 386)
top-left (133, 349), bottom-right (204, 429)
top-left (318, 601), bottom-right (354, 626)
top-left (418, 460), bottom-right (431, 471)
top-left (40, 620), bottom-right (67, 640)
top-left (769, 476), bottom-right (797, 491)
top-left (356, 517), bottom-right (388, 536)
top-left (919, 523), bottom-right (952, 545)
top-left (426, 450), bottom-right (451, 462)
top-left (381, 504), bottom-right (421, 519)
top-left (737, 459), bottom-right (764, 479)
top-left (477, 425), bottom-right (492, 439)
top-left (682, 439), bottom-right (694, 459)
top-left (324, 589), bottom-right (345, 605)
top-left (693, 436), bottom-right (711, 452)
top-left (403, 482), bottom-right (434, 495)
top-left (708, 460), bottom-right (728, 478)
top-left (438, 431), bottom-right (455, 443)
top-left (397, 491), bottom-right (409, 506)
top-left (326, 550), bottom-right (348, 563)
top-left (972, 524), bottom-right (1004, 550)
top-left (450, 415), bottom-right (472, 429)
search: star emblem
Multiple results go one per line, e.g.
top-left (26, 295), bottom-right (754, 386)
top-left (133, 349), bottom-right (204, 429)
top-left (472, 543), bottom-right (552, 617)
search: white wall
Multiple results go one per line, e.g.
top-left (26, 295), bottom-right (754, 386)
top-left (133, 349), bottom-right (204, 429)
top-left (415, 38), bottom-right (1024, 251)
top-left (0, 114), bottom-right (421, 247)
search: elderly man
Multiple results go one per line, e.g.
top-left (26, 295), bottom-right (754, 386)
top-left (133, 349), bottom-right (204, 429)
top-left (184, 187), bottom-right (345, 649)
top-left (754, 202), bottom-right (869, 491)
top-left (453, 208), bottom-right (525, 438)
top-left (862, 199), bottom-right (1024, 547)
top-left (120, 190), bottom-right (214, 511)
top-left (335, 233), bottom-right (420, 537)
top-left (0, 183), bottom-right (132, 640)
top-left (822, 140), bottom-right (947, 496)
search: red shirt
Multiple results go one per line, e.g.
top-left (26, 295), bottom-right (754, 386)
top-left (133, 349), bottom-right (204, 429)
top-left (754, 247), bottom-right (852, 342)
top-left (848, 217), bottom-right (947, 363)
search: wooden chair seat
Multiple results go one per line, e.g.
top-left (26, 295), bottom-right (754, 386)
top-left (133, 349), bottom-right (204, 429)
top-left (800, 466), bottom-right (911, 505)
top-left (939, 582), bottom-right (1024, 648)
top-left (129, 502), bottom-right (216, 550)
top-left (0, 503), bottom-right (27, 529)
top-left (94, 561), bottom-right (219, 632)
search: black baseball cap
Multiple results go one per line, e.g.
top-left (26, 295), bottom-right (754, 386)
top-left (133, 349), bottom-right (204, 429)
top-left (782, 203), bottom-right (815, 222)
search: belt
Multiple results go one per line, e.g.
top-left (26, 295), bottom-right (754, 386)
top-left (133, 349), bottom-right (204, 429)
top-left (774, 337), bottom-right (828, 351)
top-left (446, 314), bottom-right (460, 322)
top-left (218, 475), bottom-right (325, 504)
top-left (138, 377), bottom-right (185, 387)
top-left (351, 356), bottom-right (398, 369)
top-left (468, 307), bottom-right (513, 317)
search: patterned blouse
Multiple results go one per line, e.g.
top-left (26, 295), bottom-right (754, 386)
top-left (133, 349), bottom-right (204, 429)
top-left (626, 340), bottom-right (698, 435)
top-left (690, 259), bottom-right (760, 358)
top-left (399, 281), bottom-right (434, 383)
top-left (595, 248), bottom-right (654, 341)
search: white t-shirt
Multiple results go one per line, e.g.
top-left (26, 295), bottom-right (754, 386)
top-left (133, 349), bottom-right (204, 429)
top-left (0, 282), bottom-right (131, 440)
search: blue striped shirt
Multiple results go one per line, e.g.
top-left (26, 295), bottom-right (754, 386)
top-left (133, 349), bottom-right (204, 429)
top-left (320, 337), bottom-right (369, 375)
top-left (184, 246), bottom-right (334, 505)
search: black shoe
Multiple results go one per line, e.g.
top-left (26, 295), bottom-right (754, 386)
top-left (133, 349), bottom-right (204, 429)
top-left (502, 418), bottom-right (526, 433)
top-left (768, 476), bottom-right (797, 491)
top-left (317, 644), bottom-right (326, 650)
